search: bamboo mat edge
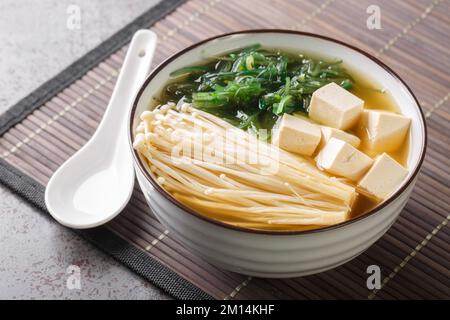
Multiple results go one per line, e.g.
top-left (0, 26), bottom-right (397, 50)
top-left (0, 156), bottom-right (213, 300)
top-left (0, 0), bottom-right (187, 138)
top-left (0, 0), bottom-right (214, 300)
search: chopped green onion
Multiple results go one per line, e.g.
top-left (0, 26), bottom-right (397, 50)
top-left (169, 66), bottom-right (210, 77)
top-left (163, 45), bottom-right (353, 135)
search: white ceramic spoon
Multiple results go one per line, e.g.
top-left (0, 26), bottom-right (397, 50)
top-left (45, 30), bottom-right (157, 229)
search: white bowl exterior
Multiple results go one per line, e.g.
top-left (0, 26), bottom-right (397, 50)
top-left (136, 166), bottom-right (415, 277)
top-left (131, 32), bottom-right (426, 277)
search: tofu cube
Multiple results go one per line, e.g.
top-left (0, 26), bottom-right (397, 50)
top-left (359, 110), bottom-right (411, 153)
top-left (292, 112), bottom-right (314, 123)
top-left (272, 114), bottom-right (321, 156)
top-left (319, 126), bottom-right (361, 149)
top-left (316, 137), bottom-right (373, 181)
top-left (358, 153), bottom-right (409, 201)
top-left (309, 82), bottom-right (363, 130)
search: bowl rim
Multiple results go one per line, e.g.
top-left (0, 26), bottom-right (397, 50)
top-left (128, 29), bottom-right (427, 236)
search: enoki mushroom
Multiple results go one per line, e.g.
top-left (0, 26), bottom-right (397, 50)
top-left (133, 103), bottom-right (356, 231)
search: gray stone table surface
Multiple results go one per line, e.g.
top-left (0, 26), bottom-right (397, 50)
top-left (0, 0), bottom-right (171, 299)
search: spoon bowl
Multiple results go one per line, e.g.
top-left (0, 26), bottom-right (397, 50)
top-left (45, 30), bottom-right (157, 229)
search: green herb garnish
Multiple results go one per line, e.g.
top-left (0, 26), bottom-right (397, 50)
top-left (163, 45), bottom-right (354, 136)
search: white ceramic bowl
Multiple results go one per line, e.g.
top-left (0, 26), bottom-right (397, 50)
top-left (128, 30), bottom-right (427, 278)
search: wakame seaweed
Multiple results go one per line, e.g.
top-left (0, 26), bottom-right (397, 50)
top-left (162, 45), bottom-right (354, 137)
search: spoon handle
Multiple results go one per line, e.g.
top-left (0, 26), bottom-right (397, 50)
top-left (44, 30), bottom-right (157, 229)
top-left (94, 30), bottom-right (157, 142)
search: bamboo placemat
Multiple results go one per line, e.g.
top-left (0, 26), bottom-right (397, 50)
top-left (0, 0), bottom-right (449, 300)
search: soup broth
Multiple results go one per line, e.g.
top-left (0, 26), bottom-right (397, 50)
top-left (135, 46), bottom-right (410, 231)
top-left (346, 77), bottom-right (410, 221)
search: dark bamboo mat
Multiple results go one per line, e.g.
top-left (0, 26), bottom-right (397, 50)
top-left (0, 0), bottom-right (449, 300)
